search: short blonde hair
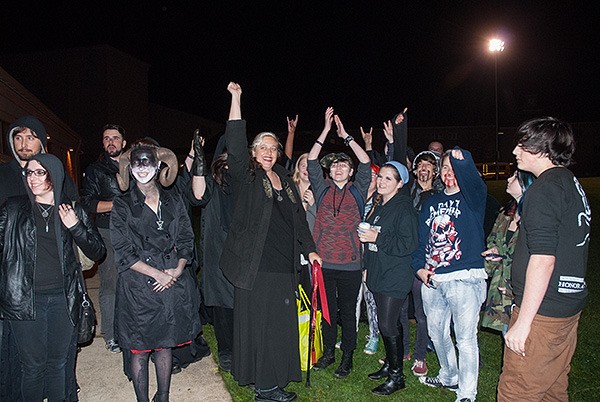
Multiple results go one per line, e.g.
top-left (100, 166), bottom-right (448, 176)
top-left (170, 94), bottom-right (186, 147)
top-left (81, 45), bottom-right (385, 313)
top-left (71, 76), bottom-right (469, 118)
top-left (251, 132), bottom-right (282, 157)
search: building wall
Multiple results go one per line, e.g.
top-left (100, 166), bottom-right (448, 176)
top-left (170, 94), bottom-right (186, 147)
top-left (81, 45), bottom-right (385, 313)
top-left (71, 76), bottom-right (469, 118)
top-left (0, 65), bottom-right (81, 180)
top-left (0, 45), bottom-right (150, 171)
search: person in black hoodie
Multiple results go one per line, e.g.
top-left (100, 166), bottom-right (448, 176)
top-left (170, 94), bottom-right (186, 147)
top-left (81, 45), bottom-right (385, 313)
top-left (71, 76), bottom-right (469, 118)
top-left (0, 116), bottom-right (78, 207)
top-left (358, 161), bottom-right (418, 396)
top-left (0, 153), bottom-right (105, 402)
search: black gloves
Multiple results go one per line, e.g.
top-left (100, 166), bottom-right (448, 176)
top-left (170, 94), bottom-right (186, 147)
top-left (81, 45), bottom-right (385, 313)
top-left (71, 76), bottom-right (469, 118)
top-left (191, 129), bottom-right (207, 176)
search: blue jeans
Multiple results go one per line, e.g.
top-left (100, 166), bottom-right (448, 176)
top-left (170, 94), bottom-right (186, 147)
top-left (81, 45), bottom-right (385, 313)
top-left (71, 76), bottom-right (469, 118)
top-left (421, 277), bottom-right (486, 401)
top-left (9, 289), bottom-right (75, 402)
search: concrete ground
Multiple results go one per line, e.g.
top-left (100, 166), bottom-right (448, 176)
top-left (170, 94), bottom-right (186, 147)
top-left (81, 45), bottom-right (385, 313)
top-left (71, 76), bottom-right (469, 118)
top-left (77, 269), bottom-right (231, 401)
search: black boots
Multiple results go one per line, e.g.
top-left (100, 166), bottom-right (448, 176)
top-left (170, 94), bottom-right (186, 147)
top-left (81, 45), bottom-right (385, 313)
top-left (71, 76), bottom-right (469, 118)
top-left (368, 359), bottom-right (389, 380)
top-left (255, 387), bottom-right (297, 402)
top-left (334, 350), bottom-right (353, 378)
top-left (371, 336), bottom-right (406, 395)
top-left (312, 347), bottom-right (335, 370)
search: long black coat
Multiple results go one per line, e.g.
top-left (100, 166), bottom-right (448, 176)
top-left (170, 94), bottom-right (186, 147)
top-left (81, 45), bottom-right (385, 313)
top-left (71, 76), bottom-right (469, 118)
top-left (219, 119), bottom-right (316, 291)
top-left (110, 185), bottom-right (201, 350)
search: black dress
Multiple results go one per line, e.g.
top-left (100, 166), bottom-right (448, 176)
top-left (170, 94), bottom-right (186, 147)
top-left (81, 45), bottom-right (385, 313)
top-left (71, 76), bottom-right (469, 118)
top-left (111, 187), bottom-right (201, 350)
top-left (231, 188), bottom-right (301, 389)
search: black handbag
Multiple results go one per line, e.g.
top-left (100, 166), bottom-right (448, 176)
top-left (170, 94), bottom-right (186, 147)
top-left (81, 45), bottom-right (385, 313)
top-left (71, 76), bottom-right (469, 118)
top-left (77, 268), bottom-right (97, 344)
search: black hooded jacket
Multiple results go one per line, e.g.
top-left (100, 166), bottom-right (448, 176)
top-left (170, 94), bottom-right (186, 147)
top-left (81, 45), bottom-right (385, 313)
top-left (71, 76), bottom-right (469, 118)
top-left (0, 116), bottom-right (78, 207)
top-left (0, 153), bottom-right (105, 324)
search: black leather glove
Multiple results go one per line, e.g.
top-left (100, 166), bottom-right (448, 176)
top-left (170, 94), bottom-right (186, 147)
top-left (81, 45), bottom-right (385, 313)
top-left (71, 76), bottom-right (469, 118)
top-left (191, 129), bottom-right (207, 176)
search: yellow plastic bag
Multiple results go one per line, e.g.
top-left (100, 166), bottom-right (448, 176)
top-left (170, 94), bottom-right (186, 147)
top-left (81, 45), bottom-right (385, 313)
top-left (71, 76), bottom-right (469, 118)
top-left (298, 285), bottom-right (323, 371)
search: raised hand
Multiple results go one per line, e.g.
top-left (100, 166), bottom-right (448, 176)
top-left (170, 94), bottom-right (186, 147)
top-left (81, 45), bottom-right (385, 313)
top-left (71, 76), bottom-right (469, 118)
top-left (360, 126), bottom-right (373, 148)
top-left (451, 149), bottom-right (464, 160)
top-left (323, 107), bottom-right (334, 133)
top-left (227, 82), bottom-right (242, 96)
top-left (287, 114), bottom-right (299, 133)
top-left (334, 115), bottom-right (349, 139)
top-left (191, 129), bottom-right (207, 176)
top-left (383, 120), bottom-right (394, 143)
top-left (395, 107), bottom-right (408, 124)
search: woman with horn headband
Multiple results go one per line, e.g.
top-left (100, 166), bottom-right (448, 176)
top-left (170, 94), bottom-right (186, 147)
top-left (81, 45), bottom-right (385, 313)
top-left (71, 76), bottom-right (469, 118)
top-left (111, 143), bottom-right (201, 402)
top-left (0, 153), bottom-right (105, 402)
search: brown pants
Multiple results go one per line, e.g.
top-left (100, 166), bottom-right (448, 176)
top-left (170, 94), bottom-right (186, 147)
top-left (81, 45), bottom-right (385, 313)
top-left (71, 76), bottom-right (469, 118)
top-left (497, 307), bottom-right (581, 402)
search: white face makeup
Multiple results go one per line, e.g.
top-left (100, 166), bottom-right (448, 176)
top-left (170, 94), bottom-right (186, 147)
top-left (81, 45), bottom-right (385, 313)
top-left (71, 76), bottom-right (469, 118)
top-left (130, 148), bottom-right (159, 184)
top-left (131, 163), bottom-right (158, 184)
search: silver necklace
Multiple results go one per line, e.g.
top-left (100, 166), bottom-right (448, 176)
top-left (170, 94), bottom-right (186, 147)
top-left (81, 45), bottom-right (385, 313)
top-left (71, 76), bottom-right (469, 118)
top-left (273, 188), bottom-right (283, 202)
top-left (37, 203), bottom-right (53, 232)
top-left (156, 201), bottom-right (164, 230)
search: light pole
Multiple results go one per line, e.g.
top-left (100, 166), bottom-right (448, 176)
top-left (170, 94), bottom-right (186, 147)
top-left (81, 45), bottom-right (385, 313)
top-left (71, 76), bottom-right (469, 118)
top-left (489, 38), bottom-right (504, 180)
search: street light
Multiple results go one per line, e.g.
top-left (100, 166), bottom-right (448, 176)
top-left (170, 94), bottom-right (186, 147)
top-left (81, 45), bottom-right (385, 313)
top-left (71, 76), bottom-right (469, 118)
top-left (489, 38), bottom-right (504, 180)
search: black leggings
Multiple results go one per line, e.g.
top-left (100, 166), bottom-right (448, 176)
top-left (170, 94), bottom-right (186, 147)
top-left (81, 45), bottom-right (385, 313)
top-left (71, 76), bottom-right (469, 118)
top-left (130, 348), bottom-right (172, 402)
top-left (374, 293), bottom-right (406, 337)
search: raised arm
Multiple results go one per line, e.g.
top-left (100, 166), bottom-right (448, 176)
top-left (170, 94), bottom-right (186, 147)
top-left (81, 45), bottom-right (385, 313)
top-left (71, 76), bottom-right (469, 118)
top-left (391, 107), bottom-right (408, 164)
top-left (190, 129), bottom-right (207, 201)
top-left (228, 82), bottom-right (242, 121)
top-left (308, 107), bottom-right (334, 161)
top-left (284, 114), bottom-right (298, 160)
top-left (224, 83), bottom-right (248, 183)
top-left (361, 126), bottom-right (373, 152)
top-left (334, 115), bottom-right (370, 164)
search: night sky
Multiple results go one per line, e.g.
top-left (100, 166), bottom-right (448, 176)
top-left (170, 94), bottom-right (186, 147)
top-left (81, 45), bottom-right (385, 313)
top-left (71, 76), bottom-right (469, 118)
top-left (1, 2), bottom-right (598, 133)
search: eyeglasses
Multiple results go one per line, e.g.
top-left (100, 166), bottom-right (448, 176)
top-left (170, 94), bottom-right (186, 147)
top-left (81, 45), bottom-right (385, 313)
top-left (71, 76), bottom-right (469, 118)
top-left (23, 169), bottom-right (47, 177)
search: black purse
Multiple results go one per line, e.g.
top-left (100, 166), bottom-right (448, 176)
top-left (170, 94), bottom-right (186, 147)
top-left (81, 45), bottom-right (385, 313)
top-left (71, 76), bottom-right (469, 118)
top-left (77, 267), bottom-right (97, 344)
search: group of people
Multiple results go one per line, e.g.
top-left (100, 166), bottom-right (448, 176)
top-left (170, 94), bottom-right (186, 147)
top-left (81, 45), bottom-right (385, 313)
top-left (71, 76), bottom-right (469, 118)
top-left (0, 81), bottom-right (590, 402)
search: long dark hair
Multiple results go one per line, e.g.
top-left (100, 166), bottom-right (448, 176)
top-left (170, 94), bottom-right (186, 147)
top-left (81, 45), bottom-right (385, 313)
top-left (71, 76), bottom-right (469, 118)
top-left (211, 152), bottom-right (229, 190)
top-left (503, 170), bottom-right (536, 216)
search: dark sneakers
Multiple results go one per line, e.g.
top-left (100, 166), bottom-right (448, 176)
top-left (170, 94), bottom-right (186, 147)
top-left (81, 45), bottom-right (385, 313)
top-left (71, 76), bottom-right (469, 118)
top-left (255, 387), bottom-right (297, 402)
top-left (312, 349), bottom-right (335, 370)
top-left (334, 351), bottom-right (353, 378)
top-left (419, 376), bottom-right (458, 390)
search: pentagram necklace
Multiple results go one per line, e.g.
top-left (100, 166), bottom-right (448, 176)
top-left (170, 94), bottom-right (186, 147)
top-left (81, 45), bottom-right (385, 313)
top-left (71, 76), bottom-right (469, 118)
top-left (273, 188), bottom-right (283, 202)
top-left (37, 203), bottom-right (54, 232)
top-left (156, 201), bottom-right (164, 230)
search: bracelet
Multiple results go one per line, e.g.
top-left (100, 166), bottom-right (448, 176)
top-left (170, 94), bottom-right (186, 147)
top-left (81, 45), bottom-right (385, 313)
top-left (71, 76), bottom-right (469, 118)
top-left (187, 154), bottom-right (194, 159)
top-left (343, 135), bottom-right (354, 146)
top-left (315, 140), bottom-right (324, 146)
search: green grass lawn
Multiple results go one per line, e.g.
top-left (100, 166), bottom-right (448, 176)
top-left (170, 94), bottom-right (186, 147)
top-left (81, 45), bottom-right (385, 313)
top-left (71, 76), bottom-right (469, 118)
top-left (203, 178), bottom-right (600, 401)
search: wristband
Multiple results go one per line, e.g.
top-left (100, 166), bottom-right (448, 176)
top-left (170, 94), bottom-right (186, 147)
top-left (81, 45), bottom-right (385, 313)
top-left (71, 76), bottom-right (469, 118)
top-left (343, 136), bottom-right (354, 146)
top-left (187, 154), bottom-right (194, 159)
top-left (315, 140), bottom-right (324, 146)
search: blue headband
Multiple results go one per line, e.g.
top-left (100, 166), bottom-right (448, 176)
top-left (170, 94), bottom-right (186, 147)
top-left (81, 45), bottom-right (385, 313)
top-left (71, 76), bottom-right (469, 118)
top-left (383, 161), bottom-right (409, 184)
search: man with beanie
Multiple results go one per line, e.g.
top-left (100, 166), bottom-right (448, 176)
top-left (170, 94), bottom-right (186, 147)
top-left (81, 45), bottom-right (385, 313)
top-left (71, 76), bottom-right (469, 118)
top-left (80, 124), bottom-right (127, 353)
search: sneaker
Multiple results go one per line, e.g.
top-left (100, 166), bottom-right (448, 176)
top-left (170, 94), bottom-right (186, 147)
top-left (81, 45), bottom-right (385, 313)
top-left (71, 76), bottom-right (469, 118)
top-left (411, 359), bottom-right (428, 376)
top-left (106, 339), bottom-right (121, 353)
top-left (403, 353), bottom-right (411, 361)
top-left (419, 376), bottom-right (458, 390)
top-left (363, 337), bottom-right (378, 355)
top-left (335, 340), bottom-right (341, 349)
top-left (458, 399), bottom-right (473, 402)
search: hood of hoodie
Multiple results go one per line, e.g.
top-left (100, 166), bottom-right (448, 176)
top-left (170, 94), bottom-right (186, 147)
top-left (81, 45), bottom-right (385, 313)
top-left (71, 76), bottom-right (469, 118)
top-left (6, 116), bottom-right (48, 160)
top-left (24, 153), bottom-right (65, 208)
